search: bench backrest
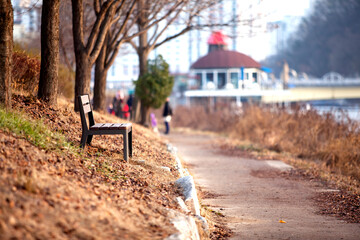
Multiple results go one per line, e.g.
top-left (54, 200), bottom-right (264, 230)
top-left (78, 95), bottom-right (95, 131)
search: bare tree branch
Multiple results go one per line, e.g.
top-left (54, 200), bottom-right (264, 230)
top-left (89, 1), bottom-right (119, 63)
top-left (109, 0), bottom-right (137, 51)
top-left (85, 0), bottom-right (114, 55)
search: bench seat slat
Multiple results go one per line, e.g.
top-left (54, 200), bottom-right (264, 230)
top-left (103, 123), bottom-right (114, 129)
top-left (110, 123), bottom-right (131, 130)
top-left (90, 123), bottom-right (105, 130)
top-left (90, 123), bottom-right (131, 130)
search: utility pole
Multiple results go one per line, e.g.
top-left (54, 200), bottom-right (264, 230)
top-left (232, 0), bottom-right (237, 50)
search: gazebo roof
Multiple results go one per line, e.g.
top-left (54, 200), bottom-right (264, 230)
top-left (191, 50), bottom-right (261, 69)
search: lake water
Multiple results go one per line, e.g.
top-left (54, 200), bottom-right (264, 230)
top-left (301, 99), bottom-right (360, 122)
top-left (312, 105), bottom-right (360, 122)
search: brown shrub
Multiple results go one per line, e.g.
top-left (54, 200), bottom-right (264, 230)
top-left (173, 104), bottom-right (360, 181)
top-left (58, 65), bottom-right (74, 99)
top-left (11, 50), bottom-right (74, 98)
top-left (12, 51), bottom-right (41, 95)
top-left (172, 105), bottom-right (237, 132)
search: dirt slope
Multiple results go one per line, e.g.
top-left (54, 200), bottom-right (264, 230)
top-left (0, 95), bottom-right (182, 239)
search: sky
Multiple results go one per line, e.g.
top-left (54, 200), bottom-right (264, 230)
top-left (150, 0), bottom-right (314, 74)
top-left (239, 0), bottom-right (313, 61)
top-left (263, 0), bottom-right (312, 22)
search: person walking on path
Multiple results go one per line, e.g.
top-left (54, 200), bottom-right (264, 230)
top-left (112, 90), bottom-right (124, 118)
top-left (122, 101), bottom-right (130, 120)
top-left (162, 98), bottom-right (173, 134)
top-left (150, 113), bottom-right (159, 134)
top-left (126, 93), bottom-right (133, 119)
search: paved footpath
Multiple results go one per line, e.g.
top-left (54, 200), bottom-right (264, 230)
top-left (166, 132), bottom-right (360, 240)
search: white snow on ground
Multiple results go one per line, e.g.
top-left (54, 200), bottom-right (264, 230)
top-left (265, 160), bottom-right (293, 170)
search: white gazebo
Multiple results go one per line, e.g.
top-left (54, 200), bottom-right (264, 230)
top-left (189, 31), bottom-right (265, 90)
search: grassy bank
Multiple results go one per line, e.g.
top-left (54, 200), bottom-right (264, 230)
top-left (173, 105), bottom-right (360, 183)
top-left (0, 95), bottom-right (181, 239)
top-left (0, 108), bottom-right (74, 152)
top-left (0, 95), bottom-right (232, 239)
top-left (2, 44), bottom-right (231, 239)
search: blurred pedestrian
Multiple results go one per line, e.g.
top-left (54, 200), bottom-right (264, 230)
top-left (127, 93), bottom-right (133, 119)
top-left (107, 103), bottom-right (115, 115)
top-left (112, 90), bottom-right (124, 118)
top-left (122, 101), bottom-right (130, 120)
top-left (162, 98), bottom-right (173, 134)
top-left (150, 113), bottom-right (159, 134)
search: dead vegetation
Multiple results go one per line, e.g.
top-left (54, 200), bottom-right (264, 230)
top-left (0, 94), bottom-right (233, 239)
top-left (0, 95), bottom-right (179, 239)
top-left (0, 49), bottom-right (231, 239)
top-left (174, 105), bottom-right (360, 183)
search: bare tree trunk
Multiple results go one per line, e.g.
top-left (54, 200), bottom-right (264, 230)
top-left (72, 0), bottom-right (90, 111)
top-left (137, 0), bottom-right (148, 77)
top-left (71, 0), bottom-right (118, 111)
top-left (140, 105), bottom-right (150, 127)
top-left (137, 25), bottom-right (150, 124)
top-left (132, 97), bottom-right (141, 122)
top-left (38, 0), bottom-right (60, 105)
top-left (138, 35), bottom-right (148, 76)
top-left (0, 0), bottom-right (12, 109)
top-left (93, 40), bottom-right (107, 112)
top-left (138, 47), bottom-right (150, 125)
top-left (133, 0), bottom-right (147, 124)
top-left (74, 51), bottom-right (91, 110)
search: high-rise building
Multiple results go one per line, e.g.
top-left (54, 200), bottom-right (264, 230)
top-left (12, 0), bottom-right (41, 40)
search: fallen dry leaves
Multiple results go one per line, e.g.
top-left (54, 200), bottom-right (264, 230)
top-left (0, 95), bottom-right (184, 239)
top-left (314, 190), bottom-right (360, 223)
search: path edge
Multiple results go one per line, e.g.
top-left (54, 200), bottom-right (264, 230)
top-left (165, 143), bottom-right (209, 240)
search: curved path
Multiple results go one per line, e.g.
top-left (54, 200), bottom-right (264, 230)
top-left (166, 132), bottom-right (360, 240)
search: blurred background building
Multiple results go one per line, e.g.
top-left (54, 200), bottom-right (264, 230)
top-left (11, 0), bottom-right (314, 97)
top-left (12, 0), bottom-right (40, 40)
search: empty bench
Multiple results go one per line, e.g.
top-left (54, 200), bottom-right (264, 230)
top-left (78, 95), bottom-right (132, 161)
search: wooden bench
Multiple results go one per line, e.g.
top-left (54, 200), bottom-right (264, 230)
top-left (78, 95), bottom-right (132, 161)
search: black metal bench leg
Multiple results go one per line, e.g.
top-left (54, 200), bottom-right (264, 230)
top-left (87, 135), bottom-right (93, 145)
top-left (129, 128), bottom-right (132, 157)
top-left (123, 132), bottom-right (129, 162)
top-left (80, 132), bottom-right (88, 148)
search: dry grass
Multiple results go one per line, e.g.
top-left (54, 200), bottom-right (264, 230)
top-left (0, 95), bottom-right (181, 239)
top-left (173, 105), bottom-right (360, 182)
top-left (11, 50), bottom-right (74, 99)
top-left (172, 105), bottom-right (237, 132)
top-left (0, 94), bottom-right (231, 239)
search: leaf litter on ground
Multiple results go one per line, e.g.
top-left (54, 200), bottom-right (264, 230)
top-left (0, 95), bottom-right (184, 239)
